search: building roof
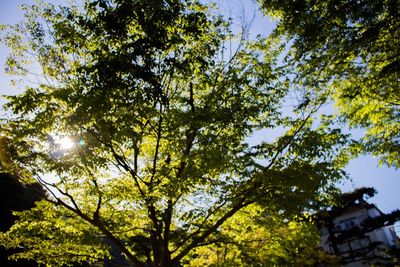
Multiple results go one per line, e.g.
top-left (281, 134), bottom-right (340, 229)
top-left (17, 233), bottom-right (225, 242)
top-left (339, 201), bottom-right (376, 216)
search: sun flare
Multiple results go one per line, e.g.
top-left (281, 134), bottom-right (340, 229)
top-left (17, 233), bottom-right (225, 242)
top-left (55, 136), bottom-right (75, 150)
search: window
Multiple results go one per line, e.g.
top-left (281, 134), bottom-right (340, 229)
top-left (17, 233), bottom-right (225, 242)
top-left (338, 242), bottom-right (350, 253)
top-left (359, 237), bottom-right (370, 248)
top-left (338, 217), bottom-right (360, 230)
top-left (336, 237), bottom-right (371, 254)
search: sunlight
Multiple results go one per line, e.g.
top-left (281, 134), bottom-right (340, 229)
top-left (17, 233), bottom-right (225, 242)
top-left (55, 136), bottom-right (75, 150)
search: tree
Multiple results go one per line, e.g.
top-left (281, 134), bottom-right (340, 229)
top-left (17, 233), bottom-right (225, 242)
top-left (0, 0), bottom-right (350, 266)
top-left (258, 0), bottom-right (400, 168)
top-left (184, 206), bottom-right (339, 266)
top-left (0, 172), bottom-right (45, 267)
top-left (0, 173), bottom-right (46, 233)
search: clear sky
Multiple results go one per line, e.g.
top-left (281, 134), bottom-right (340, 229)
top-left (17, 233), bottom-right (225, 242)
top-left (0, 0), bottom-right (398, 217)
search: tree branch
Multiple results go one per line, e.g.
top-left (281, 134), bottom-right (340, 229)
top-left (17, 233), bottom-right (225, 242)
top-left (171, 199), bottom-right (251, 264)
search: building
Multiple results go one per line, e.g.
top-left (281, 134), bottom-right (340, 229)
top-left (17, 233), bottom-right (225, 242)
top-left (319, 198), bottom-right (399, 267)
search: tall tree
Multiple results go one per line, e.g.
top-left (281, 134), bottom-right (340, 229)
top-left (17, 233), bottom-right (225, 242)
top-left (258, 0), bottom-right (400, 168)
top-left (0, 0), bottom-right (349, 266)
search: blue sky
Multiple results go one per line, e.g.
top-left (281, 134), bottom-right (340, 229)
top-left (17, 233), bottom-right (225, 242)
top-left (0, 0), bottom-right (398, 216)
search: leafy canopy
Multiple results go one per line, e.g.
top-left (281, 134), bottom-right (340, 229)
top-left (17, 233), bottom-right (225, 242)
top-left (0, 0), bottom-right (350, 266)
top-left (185, 205), bottom-right (339, 266)
top-left (259, 0), bottom-right (400, 167)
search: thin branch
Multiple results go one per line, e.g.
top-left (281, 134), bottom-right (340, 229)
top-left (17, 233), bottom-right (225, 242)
top-left (263, 100), bottom-right (326, 171)
top-left (54, 197), bottom-right (145, 267)
top-left (85, 127), bottom-right (146, 192)
top-left (150, 104), bottom-right (163, 187)
top-left (172, 199), bottom-right (252, 264)
top-left (92, 179), bottom-right (102, 221)
top-left (171, 198), bottom-right (229, 253)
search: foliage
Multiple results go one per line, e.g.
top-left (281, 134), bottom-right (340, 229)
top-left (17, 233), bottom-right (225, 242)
top-left (0, 0), bottom-right (350, 266)
top-left (0, 173), bottom-right (45, 267)
top-left (184, 205), bottom-right (339, 266)
top-left (0, 173), bottom-right (46, 232)
top-left (259, 0), bottom-right (400, 168)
